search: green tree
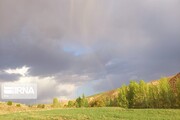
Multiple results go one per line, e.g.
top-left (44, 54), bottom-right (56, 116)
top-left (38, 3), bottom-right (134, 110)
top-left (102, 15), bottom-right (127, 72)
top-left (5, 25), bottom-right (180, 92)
top-left (176, 78), bottom-right (180, 107)
top-left (149, 84), bottom-right (161, 108)
top-left (158, 78), bottom-right (172, 108)
top-left (109, 98), bottom-right (114, 106)
top-left (81, 94), bottom-right (89, 107)
top-left (105, 97), bottom-right (111, 107)
top-left (75, 97), bottom-right (82, 107)
top-left (68, 100), bottom-right (74, 107)
top-left (75, 94), bottom-right (89, 107)
top-left (118, 85), bottom-right (128, 108)
top-left (52, 98), bottom-right (60, 108)
top-left (127, 81), bottom-right (139, 108)
top-left (137, 80), bottom-right (149, 108)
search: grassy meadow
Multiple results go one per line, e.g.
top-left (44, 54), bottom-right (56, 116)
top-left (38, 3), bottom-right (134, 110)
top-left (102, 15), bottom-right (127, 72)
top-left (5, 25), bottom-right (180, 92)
top-left (0, 107), bottom-right (180, 120)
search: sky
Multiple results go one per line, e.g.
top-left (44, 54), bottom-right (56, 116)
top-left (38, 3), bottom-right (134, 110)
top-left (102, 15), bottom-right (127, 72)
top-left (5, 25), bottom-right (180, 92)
top-left (0, 0), bottom-right (180, 104)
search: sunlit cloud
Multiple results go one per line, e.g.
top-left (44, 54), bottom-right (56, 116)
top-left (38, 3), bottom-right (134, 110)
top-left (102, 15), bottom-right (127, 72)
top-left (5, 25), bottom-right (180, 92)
top-left (4, 66), bottom-right (30, 76)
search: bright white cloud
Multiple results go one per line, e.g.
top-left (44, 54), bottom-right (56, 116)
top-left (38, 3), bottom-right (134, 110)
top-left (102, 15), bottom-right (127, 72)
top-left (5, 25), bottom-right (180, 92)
top-left (1, 67), bottom-right (86, 103)
top-left (4, 66), bottom-right (30, 76)
top-left (7, 74), bottom-right (77, 103)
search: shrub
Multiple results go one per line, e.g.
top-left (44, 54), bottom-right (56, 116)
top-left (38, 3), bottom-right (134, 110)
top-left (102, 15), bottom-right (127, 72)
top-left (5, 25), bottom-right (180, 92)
top-left (28, 105), bottom-right (33, 107)
top-left (91, 99), bottom-right (106, 107)
top-left (37, 104), bottom-right (45, 108)
top-left (68, 101), bottom-right (74, 107)
top-left (16, 104), bottom-right (21, 107)
top-left (7, 101), bottom-right (12, 106)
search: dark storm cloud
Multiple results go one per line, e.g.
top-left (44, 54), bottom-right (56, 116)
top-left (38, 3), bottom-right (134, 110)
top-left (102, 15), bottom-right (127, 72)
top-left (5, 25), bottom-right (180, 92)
top-left (0, 72), bottom-right (20, 82)
top-left (0, 0), bottom-right (180, 100)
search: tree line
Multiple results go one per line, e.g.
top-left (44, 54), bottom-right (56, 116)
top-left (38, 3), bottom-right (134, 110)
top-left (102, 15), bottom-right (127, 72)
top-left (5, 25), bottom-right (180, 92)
top-left (116, 78), bottom-right (180, 108)
top-left (68, 77), bottom-right (180, 108)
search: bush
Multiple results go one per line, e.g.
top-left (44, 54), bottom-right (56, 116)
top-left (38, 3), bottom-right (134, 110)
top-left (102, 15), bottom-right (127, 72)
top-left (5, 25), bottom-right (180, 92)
top-left (16, 104), bottom-right (21, 107)
top-left (68, 101), bottom-right (74, 107)
top-left (28, 105), bottom-right (33, 107)
top-left (37, 104), bottom-right (45, 108)
top-left (7, 101), bottom-right (12, 106)
top-left (91, 99), bottom-right (106, 107)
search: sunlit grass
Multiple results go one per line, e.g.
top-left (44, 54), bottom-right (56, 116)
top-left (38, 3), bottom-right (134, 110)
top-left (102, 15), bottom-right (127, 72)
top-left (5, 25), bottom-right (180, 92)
top-left (0, 107), bottom-right (180, 120)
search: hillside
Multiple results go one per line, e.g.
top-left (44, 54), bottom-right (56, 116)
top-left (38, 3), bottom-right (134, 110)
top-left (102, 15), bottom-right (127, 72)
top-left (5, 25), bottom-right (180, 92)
top-left (0, 102), bottom-right (29, 114)
top-left (87, 89), bottom-right (119, 103)
top-left (87, 72), bottom-right (180, 103)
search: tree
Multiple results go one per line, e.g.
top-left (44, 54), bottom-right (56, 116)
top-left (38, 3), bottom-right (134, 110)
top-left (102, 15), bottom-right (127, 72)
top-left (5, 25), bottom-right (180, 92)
top-left (52, 98), bottom-right (60, 108)
top-left (81, 94), bottom-right (89, 107)
top-left (137, 80), bottom-right (149, 108)
top-left (127, 81), bottom-right (139, 108)
top-left (105, 97), bottom-right (111, 107)
top-left (118, 85), bottom-right (128, 108)
top-left (75, 94), bottom-right (89, 107)
top-left (75, 97), bottom-right (82, 107)
top-left (109, 98), bottom-right (114, 106)
top-left (68, 100), bottom-right (75, 107)
top-left (53, 98), bottom-right (59, 105)
top-left (176, 78), bottom-right (180, 108)
top-left (158, 78), bottom-right (172, 108)
top-left (149, 84), bottom-right (158, 108)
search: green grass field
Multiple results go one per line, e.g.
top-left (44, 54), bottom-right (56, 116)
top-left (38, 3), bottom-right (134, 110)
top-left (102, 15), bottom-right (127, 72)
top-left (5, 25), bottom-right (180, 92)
top-left (0, 108), bottom-right (180, 120)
